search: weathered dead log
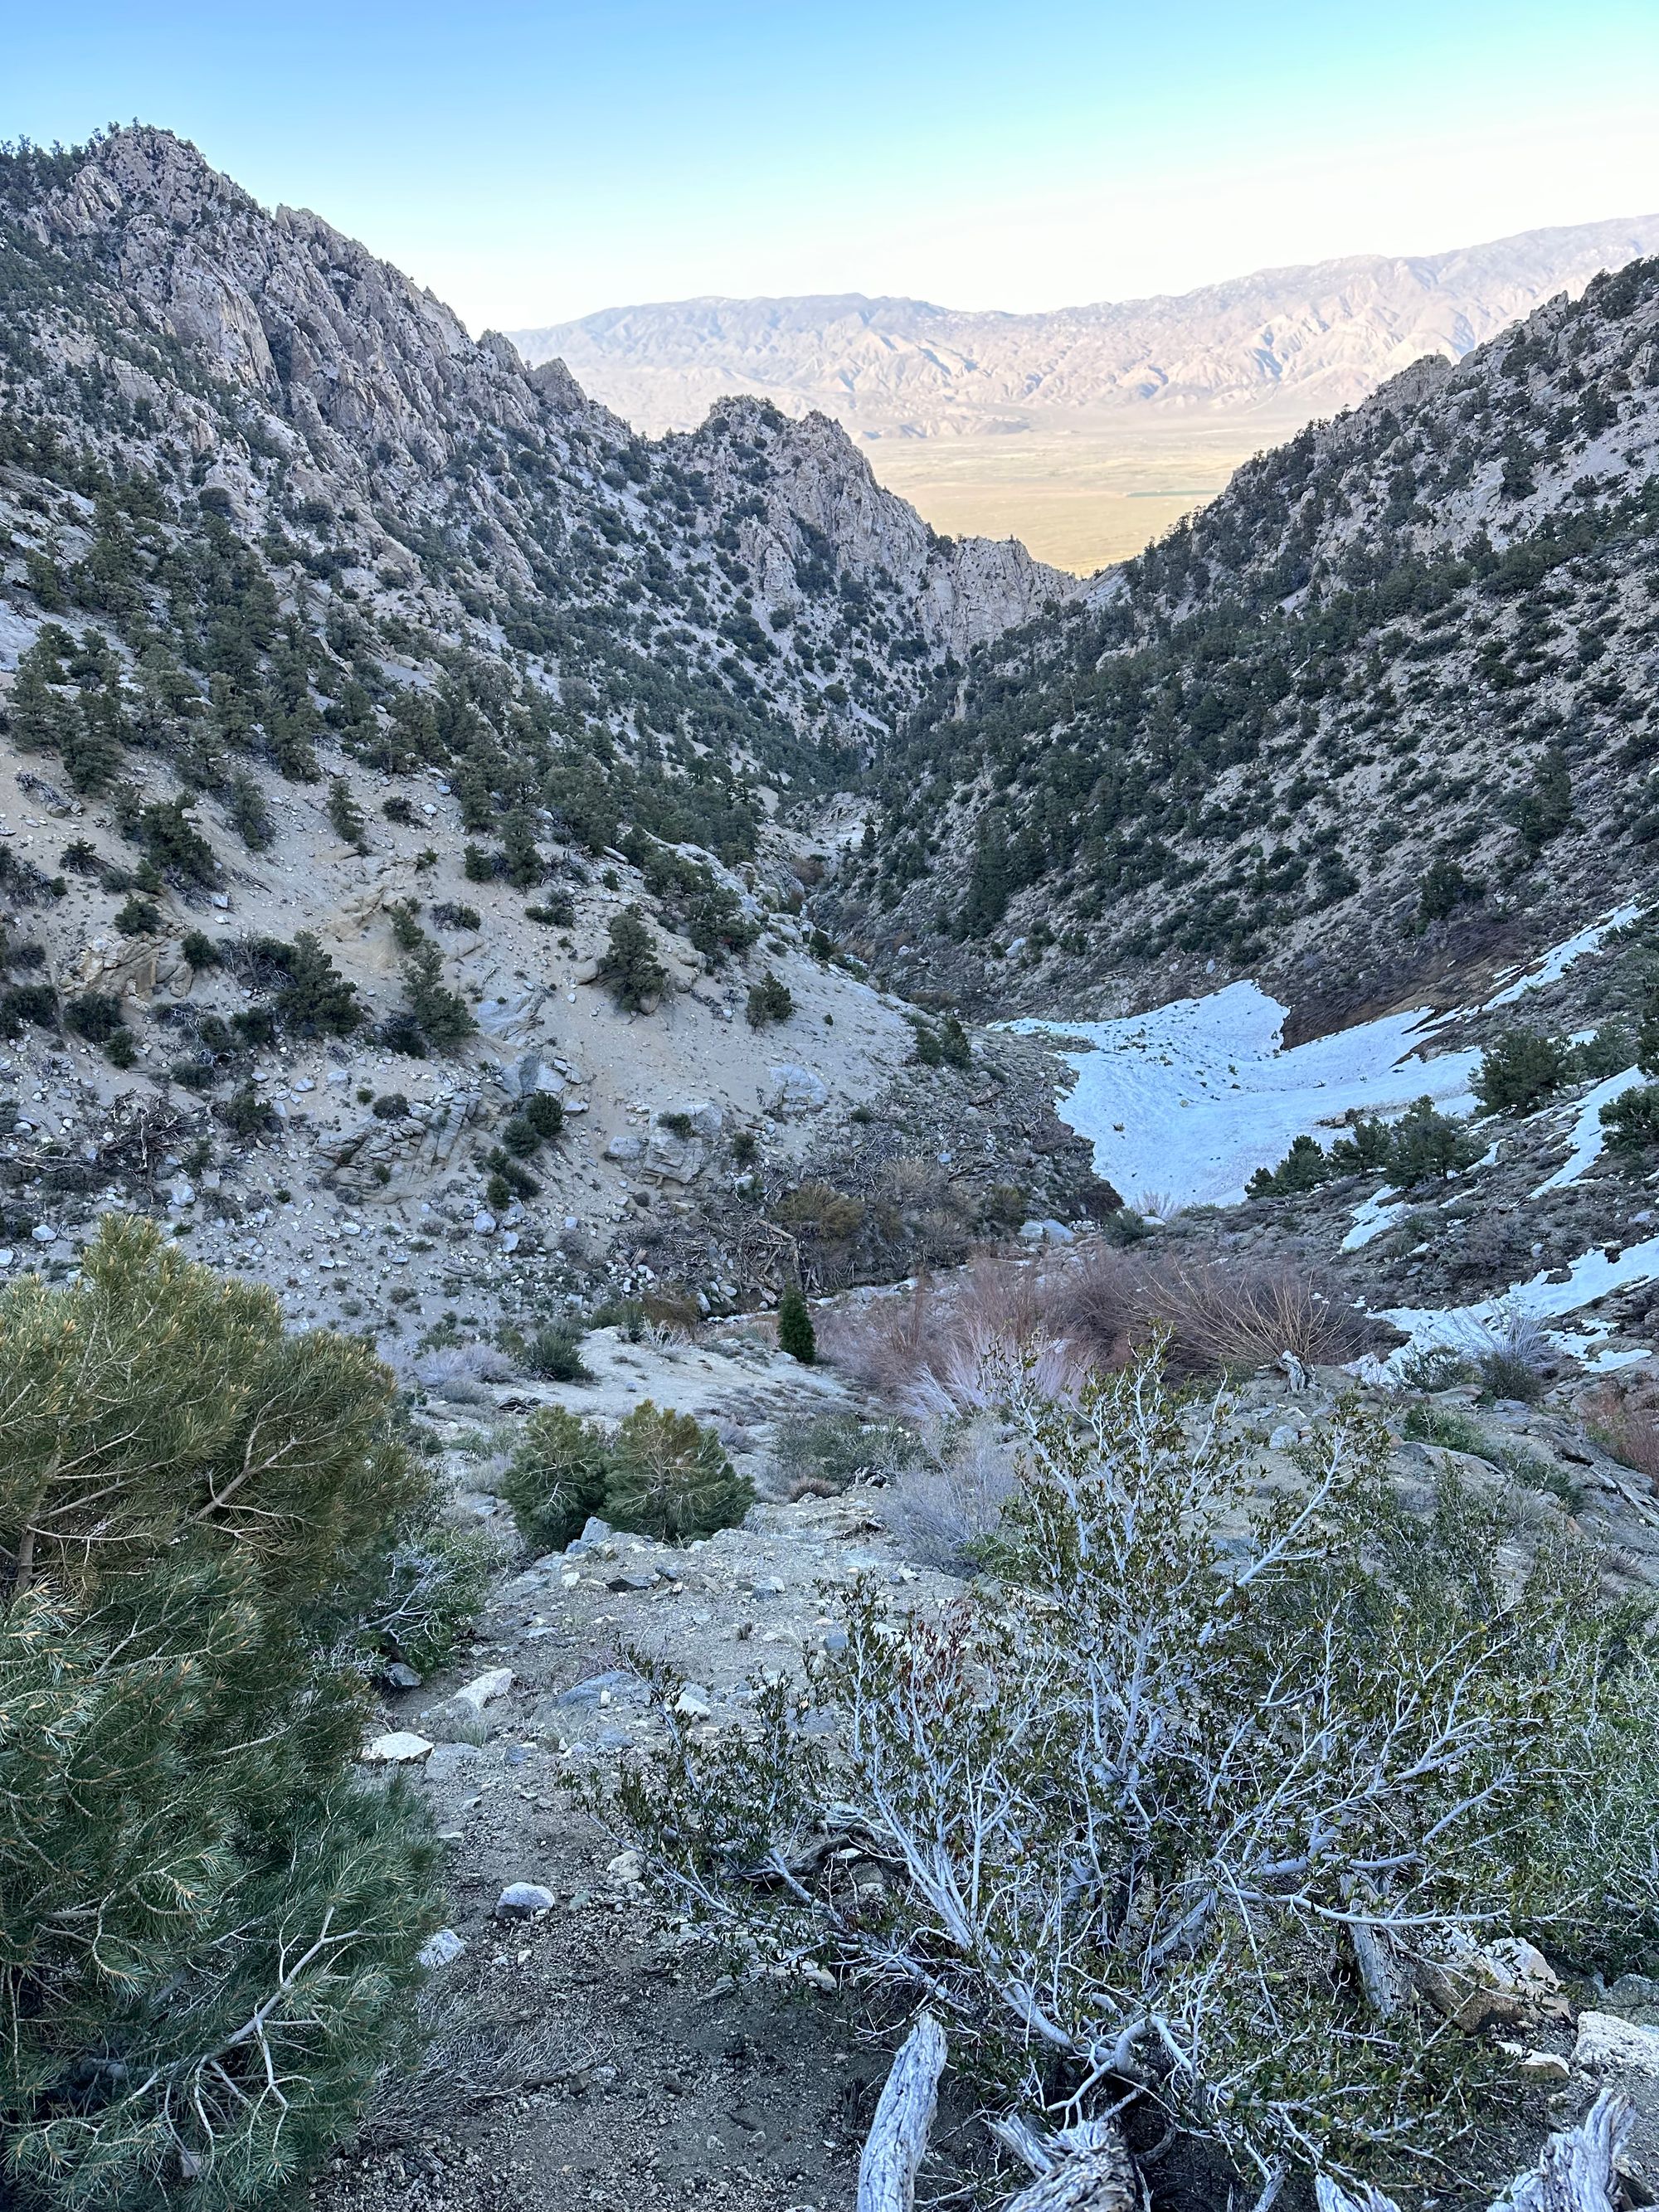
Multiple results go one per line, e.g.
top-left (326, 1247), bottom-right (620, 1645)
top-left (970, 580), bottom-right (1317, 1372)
top-left (857, 2011), bottom-right (948, 2212)
top-left (992, 2114), bottom-right (1138, 2212)
top-left (1314, 2089), bottom-right (1632, 2212)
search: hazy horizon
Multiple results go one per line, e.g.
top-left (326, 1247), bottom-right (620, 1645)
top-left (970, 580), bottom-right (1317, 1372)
top-left (7, 0), bottom-right (1657, 333)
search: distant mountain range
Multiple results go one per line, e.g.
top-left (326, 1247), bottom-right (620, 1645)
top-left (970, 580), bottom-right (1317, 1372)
top-left (508, 217), bottom-right (1659, 441)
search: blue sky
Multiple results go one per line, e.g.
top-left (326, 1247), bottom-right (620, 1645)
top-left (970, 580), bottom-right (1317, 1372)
top-left (6, 1), bottom-right (1657, 329)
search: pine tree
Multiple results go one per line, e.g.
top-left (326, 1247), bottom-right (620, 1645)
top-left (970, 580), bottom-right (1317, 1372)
top-left (777, 1286), bottom-right (816, 1364)
top-left (745, 970), bottom-right (794, 1027)
top-left (276, 931), bottom-right (361, 1037)
top-left (499, 807), bottom-right (544, 889)
top-left (605, 1403), bottom-right (754, 1544)
top-left (400, 936), bottom-right (475, 1054)
top-left (327, 775), bottom-right (369, 853)
top-left (598, 906), bottom-right (669, 1012)
top-left (0, 1219), bottom-right (448, 2211)
top-left (501, 1407), bottom-right (613, 1553)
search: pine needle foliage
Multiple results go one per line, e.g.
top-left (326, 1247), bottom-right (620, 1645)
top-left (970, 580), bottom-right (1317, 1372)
top-left (606, 1403), bottom-right (753, 1546)
top-left (598, 906), bottom-right (669, 1013)
top-left (0, 1219), bottom-right (451, 2212)
top-left (501, 1401), bottom-right (752, 1553)
top-left (776, 1286), bottom-right (816, 1364)
top-left (499, 1407), bottom-right (613, 1554)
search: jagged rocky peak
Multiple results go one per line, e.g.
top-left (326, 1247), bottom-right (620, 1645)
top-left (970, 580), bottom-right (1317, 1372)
top-left (27, 126), bottom-right (572, 472)
top-left (668, 393), bottom-right (1077, 654)
top-left (11, 126), bottom-right (1070, 694)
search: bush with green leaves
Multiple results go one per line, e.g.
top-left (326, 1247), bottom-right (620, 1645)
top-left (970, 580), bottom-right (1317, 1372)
top-left (1472, 1028), bottom-right (1569, 1116)
top-left (523, 1092), bottom-right (564, 1140)
top-left (1327, 1114), bottom-right (1394, 1172)
top-left (522, 1320), bottom-right (591, 1383)
top-left (0, 1218), bottom-right (458, 2211)
top-left (607, 1352), bottom-right (1659, 2202)
top-left (605, 1401), bottom-right (754, 1544)
top-left (357, 1519), bottom-right (499, 1675)
top-left (1247, 1131), bottom-right (1330, 1197)
top-left (770, 1410), bottom-right (918, 1499)
top-left (1382, 1095), bottom-right (1485, 1187)
top-left (1602, 1082), bottom-right (1659, 1160)
top-left (62, 989), bottom-right (125, 1044)
top-left (275, 931), bottom-right (361, 1038)
top-left (396, 935), bottom-right (474, 1055)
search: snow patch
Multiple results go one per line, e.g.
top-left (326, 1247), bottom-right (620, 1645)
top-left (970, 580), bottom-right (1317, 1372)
top-left (1015, 904), bottom-right (1647, 1214)
top-left (1379, 1236), bottom-right (1659, 1372)
top-left (1530, 1067), bottom-right (1645, 1196)
top-left (1011, 984), bottom-right (1478, 1210)
top-left (1479, 903), bottom-right (1642, 1009)
top-left (1342, 1187), bottom-right (1410, 1252)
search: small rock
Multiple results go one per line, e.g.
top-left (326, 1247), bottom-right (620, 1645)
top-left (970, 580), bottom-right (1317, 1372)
top-left (1574, 2010), bottom-right (1659, 2077)
top-left (472, 1209), bottom-right (498, 1235)
top-left (674, 1685), bottom-right (713, 1719)
top-left (383, 1661), bottom-right (423, 1691)
top-left (1500, 2043), bottom-right (1571, 2082)
top-left (495, 1882), bottom-right (557, 1918)
top-left (418, 1928), bottom-right (467, 1969)
top-left (455, 1666), bottom-right (514, 1712)
top-left (556, 1669), bottom-right (640, 1708)
top-left (361, 1731), bottom-right (434, 1765)
top-left (1017, 1218), bottom-right (1074, 1244)
top-left (31, 1224), bottom-right (56, 1244)
top-left (607, 1849), bottom-right (645, 1884)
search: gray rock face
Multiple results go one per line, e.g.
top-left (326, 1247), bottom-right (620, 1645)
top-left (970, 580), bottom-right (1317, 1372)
top-left (26, 128), bottom-right (1068, 737)
top-left (768, 1062), bottom-right (830, 1115)
top-left (645, 1130), bottom-right (707, 1183)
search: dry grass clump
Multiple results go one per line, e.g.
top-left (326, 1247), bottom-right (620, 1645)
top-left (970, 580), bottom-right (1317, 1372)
top-left (880, 1415), bottom-right (1020, 1572)
top-left (820, 1263), bottom-right (1090, 1417)
top-left (1056, 1249), bottom-right (1367, 1376)
top-left (821, 1244), bottom-right (1365, 1410)
top-left (1582, 1378), bottom-right (1659, 1484)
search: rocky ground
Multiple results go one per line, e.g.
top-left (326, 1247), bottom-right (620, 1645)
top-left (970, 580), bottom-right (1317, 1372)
top-left (308, 1300), bottom-right (1659, 2212)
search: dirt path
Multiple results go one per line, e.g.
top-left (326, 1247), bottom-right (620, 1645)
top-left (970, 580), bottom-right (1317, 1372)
top-left (323, 1319), bottom-right (963, 2212)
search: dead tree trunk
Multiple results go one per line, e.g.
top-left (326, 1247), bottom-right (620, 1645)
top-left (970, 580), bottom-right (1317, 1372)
top-left (993, 2115), bottom-right (1138, 2212)
top-left (1314, 2089), bottom-right (1631, 2212)
top-left (857, 2011), bottom-right (948, 2212)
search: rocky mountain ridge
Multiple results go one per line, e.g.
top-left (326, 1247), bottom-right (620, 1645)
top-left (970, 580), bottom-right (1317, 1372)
top-left (508, 216), bottom-right (1659, 442)
top-left (824, 251), bottom-right (1659, 1028)
top-left (0, 125), bottom-right (1096, 1340)
top-left (6, 127), bottom-right (1072, 755)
